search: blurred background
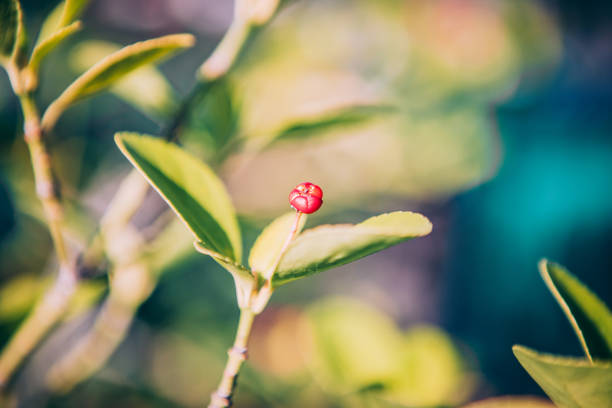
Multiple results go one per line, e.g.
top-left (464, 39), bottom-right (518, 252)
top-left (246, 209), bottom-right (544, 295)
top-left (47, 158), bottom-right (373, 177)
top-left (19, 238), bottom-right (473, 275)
top-left (1, 0), bottom-right (611, 406)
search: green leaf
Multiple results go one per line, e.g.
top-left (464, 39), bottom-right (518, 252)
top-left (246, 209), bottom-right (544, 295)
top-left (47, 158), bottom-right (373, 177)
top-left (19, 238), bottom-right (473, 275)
top-left (513, 345), bottom-right (612, 408)
top-left (539, 260), bottom-right (612, 361)
top-left (271, 104), bottom-right (395, 143)
top-left (273, 211), bottom-right (432, 286)
top-left (0, 0), bottom-right (26, 66)
top-left (0, 0), bottom-right (19, 59)
top-left (59, 0), bottom-right (88, 27)
top-left (42, 33), bottom-right (195, 130)
top-left (28, 20), bottom-right (82, 74)
top-left (115, 133), bottom-right (242, 262)
top-left (69, 40), bottom-right (178, 121)
top-left (248, 211), bottom-right (306, 279)
top-left (182, 79), bottom-right (238, 153)
top-left (462, 396), bottom-right (555, 408)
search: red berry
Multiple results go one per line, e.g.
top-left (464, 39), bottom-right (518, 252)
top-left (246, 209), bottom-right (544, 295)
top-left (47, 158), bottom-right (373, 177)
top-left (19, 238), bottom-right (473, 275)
top-left (289, 182), bottom-right (323, 214)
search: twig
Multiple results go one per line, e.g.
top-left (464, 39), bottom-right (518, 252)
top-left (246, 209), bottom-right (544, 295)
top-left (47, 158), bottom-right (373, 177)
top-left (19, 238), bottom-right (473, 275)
top-left (0, 88), bottom-right (77, 388)
top-left (46, 263), bottom-right (153, 393)
top-left (208, 308), bottom-right (256, 408)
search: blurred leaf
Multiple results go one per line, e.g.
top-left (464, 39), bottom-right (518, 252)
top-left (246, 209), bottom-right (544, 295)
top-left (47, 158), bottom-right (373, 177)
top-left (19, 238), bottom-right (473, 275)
top-left (306, 297), bottom-right (405, 392)
top-left (385, 325), bottom-right (474, 406)
top-left (0, 275), bottom-right (47, 321)
top-left (42, 33), bottom-right (195, 129)
top-left (183, 79), bottom-right (238, 154)
top-left (70, 40), bottom-right (178, 121)
top-left (306, 298), bottom-right (471, 406)
top-left (539, 260), bottom-right (612, 361)
top-left (269, 104), bottom-right (395, 144)
top-left (513, 345), bottom-right (612, 408)
top-left (59, 0), bottom-right (88, 27)
top-left (462, 396), bottom-right (555, 408)
top-left (115, 133), bottom-right (242, 262)
top-left (36, 0), bottom-right (89, 45)
top-left (28, 20), bottom-right (82, 74)
top-left (248, 211), bottom-right (306, 278)
top-left (273, 211), bottom-right (432, 286)
top-left (0, 0), bottom-right (19, 59)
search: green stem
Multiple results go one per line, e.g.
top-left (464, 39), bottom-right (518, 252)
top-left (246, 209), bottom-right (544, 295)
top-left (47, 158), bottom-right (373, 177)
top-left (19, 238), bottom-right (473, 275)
top-left (20, 93), bottom-right (70, 269)
top-left (0, 91), bottom-right (77, 388)
top-left (208, 308), bottom-right (256, 408)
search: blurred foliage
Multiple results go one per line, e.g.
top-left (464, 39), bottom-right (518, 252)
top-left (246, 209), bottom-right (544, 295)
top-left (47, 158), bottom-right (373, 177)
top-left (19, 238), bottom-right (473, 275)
top-left (306, 297), bottom-right (476, 407)
top-left (212, 0), bottom-right (562, 216)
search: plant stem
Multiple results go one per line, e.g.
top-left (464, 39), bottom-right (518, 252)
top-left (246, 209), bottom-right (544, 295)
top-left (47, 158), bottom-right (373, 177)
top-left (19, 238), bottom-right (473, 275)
top-left (0, 91), bottom-right (77, 388)
top-left (20, 93), bottom-right (71, 270)
top-left (208, 308), bottom-right (256, 408)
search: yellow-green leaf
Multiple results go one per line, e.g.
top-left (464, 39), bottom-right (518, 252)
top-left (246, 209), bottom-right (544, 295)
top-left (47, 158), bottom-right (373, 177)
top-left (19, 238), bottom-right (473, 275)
top-left (513, 345), bottom-right (612, 408)
top-left (115, 133), bottom-right (242, 262)
top-left (28, 20), bottom-right (82, 74)
top-left (69, 40), bottom-right (177, 120)
top-left (42, 33), bottom-right (194, 130)
top-left (539, 260), bottom-right (612, 361)
top-left (273, 211), bottom-right (432, 286)
top-left (248, 211), bottom-right (306, 279)
top-left (36, 0), bottom-right (88, 45)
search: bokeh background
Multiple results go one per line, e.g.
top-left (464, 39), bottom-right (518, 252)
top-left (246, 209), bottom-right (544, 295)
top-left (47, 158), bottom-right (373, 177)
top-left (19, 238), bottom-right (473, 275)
top-left (1, 0), bottom-right (612, 407)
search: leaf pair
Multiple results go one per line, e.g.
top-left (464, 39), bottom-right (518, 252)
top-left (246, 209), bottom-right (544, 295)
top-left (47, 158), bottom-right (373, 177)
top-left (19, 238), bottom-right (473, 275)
top-left (513, 260), bottom-right (612, 408)
top-left (114, 133), bottom-right (432, 303)
top-left (2, 0), bottom-right (194, 130)
top-left (1, 0), bottom-right (88, 75)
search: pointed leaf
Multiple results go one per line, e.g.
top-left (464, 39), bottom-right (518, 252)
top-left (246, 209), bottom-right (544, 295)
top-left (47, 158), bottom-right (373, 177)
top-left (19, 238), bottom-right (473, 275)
top-left (28, 20), bottom-right (82, 74)
top-left (513, 345), bottom-right (612, 408)
top-left (42, 33), bottom-right (195, 130)
top-left (273, 211), bottom-right (432, 286)
top-left (36, 0), bottom-right (88, 45)
top-left (115, 133), bottom-right (242, 262)
top-left (271, 104), bottom-right (394, 143)
top-left (70, 40), bottom-right (177, 121)
top-left (248, 211), bottom-right (306, 278)
top-left (539, 260), bottom-right (612, 361)
top-left (59, 0), bottom-right (89, 27)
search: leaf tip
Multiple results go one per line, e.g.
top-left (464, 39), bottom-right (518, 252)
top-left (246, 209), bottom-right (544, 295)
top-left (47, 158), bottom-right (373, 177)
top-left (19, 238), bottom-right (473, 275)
top-left (171, 33), bottom-right (196, 48)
